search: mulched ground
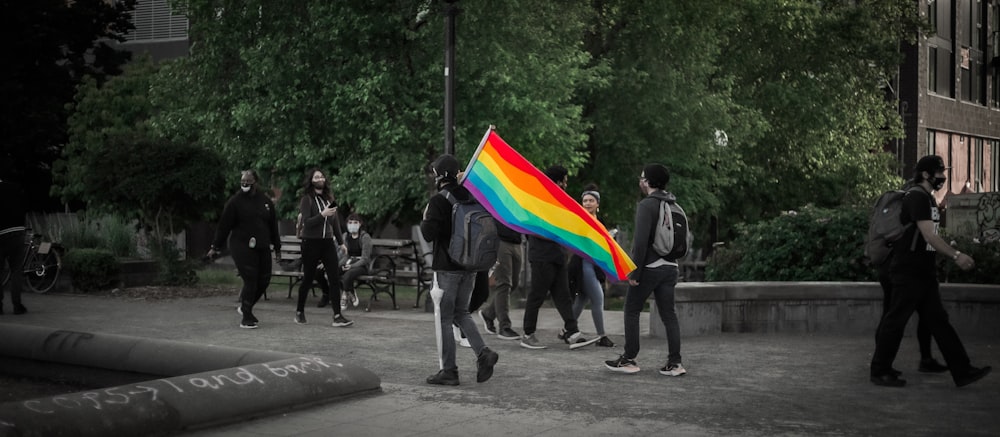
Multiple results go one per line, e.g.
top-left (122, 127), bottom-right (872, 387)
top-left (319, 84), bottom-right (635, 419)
top-left (84, 284), bottom-right (238, 300)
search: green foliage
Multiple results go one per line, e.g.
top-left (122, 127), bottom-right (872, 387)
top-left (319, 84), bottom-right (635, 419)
top-left (937, 235), bottom-right (1000, 285)
top-left (706, 205), bottom-right (874, 281)
top-left (64, 249), bottom-right (120, 292)
top-left (152, 0), bottom-right (596, 227)
top-left (46, 214), bottom-right (138, 258)
top-left (150, 239), bottom-right (198, 286)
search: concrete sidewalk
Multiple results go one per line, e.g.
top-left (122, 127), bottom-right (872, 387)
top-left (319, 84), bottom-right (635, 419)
top-left (2, 290), bottom-right (999, 436)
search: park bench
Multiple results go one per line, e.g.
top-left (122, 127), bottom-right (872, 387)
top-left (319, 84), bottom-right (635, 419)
top-left (355, 238), bottom-right (432, 311)
top-left (271, 236), bottom-right (432, 311)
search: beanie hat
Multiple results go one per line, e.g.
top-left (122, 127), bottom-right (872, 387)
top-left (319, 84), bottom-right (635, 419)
top-left (642, 164), bottom-right (670, 189)
top-left (915, 155), bottom-right (947, 175)
top-left (432, 154), bottom-right (461, 182)
top-left (543, 165), bottom-right (568, 183)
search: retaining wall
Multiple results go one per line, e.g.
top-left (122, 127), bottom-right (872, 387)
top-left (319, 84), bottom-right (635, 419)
top-left (650, 282), bottom-right (1000, 338)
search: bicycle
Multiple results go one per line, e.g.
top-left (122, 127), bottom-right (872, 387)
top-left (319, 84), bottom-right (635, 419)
top-left (0, 231), bottom-right (63, 294)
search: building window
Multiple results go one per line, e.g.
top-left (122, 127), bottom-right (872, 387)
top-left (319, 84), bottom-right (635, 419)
top-left (929, 0), bottom-right (956, 98)
top-left (125, 0), bottom-right (189, 42)
top-left (960, 0), bottom-right (986, 104)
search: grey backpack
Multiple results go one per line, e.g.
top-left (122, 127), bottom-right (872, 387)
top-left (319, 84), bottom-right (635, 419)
top-left (442, 191), bottom-right (499, 271)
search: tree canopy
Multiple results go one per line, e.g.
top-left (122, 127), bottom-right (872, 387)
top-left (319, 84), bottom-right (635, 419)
top-left (3, 0), bottom-right (134, 211)
top-left (52, 0), bottom-right (925, 251)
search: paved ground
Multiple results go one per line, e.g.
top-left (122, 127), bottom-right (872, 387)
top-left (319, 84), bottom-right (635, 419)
top-left (2, 289), bottom-right (998, 436)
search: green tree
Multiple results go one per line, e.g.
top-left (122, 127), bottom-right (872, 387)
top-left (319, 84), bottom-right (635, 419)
top-left (714, 0), bottom-right (922, 227)
top-left (56, 56), bottom-right (225, 240)
top-left (2, 0), bottom-right (135, 211)
top-left (151, 0), bottom-right (596, 230)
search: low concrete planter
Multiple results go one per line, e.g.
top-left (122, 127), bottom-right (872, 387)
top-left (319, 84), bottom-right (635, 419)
top-left (650, 282), bottom-right (1000, 338)
top-left (118, 259), bottom-right (159, 288)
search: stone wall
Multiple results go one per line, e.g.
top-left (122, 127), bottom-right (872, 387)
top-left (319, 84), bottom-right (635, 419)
top-left (650, 282), bottom-right (1000, 338)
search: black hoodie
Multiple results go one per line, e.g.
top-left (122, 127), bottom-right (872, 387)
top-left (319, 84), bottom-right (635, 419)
top-left (630, 190), bottom-right (679, 282)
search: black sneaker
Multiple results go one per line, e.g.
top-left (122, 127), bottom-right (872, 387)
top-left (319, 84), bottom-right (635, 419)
top-left (295, 311), bottom-right (307, 324)
top-left (954, 366), bottom-right (992, 388)
top-left (497, 327), bottom-right (520, 340)
top-left (605, 355), bottom-right (640, 374)
top-left (918, 358), bottom-right (948, 373)
top-left (596, 336), bottom-right (615, 347)
top-left (427, 369), bottom-right (460, 386)
top-left (239, 319), bottom-right (259, 329)
top-left (476, 347), bottom-right (500, 383)
top-left (317, 295), bottom-right (329, 308)
top-left (332, 314), bottom-right (354, 327)
top-left (12, 304), bottom-right (27, 315)
top-left (659, 363), bottom-right (687, 376)
top-left (479, 310), bottom-right (496, 335)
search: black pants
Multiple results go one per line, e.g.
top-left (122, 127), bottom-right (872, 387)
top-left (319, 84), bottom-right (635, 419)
top-left (1, 231), bottom-right (26, 308)
top-left (522, 261), bottom-right (578, 336)
top-left (298, 238), bottom-right (341, 314)
top-left (876, 266), bottom-right (933, 360)
top-left (871, 270), bottom-right (972, 382)
top-left (231, 242), bottom-right (271, 318)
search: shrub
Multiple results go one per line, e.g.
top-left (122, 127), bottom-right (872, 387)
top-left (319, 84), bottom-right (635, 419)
top-left (706, 205), bottom-right (875, 282)
top-left (151, 239), bottom-right (198, 286)
top-left (706, 206), bottom-right (1000, 284)
top-left (46, 213), bottom-right (137, 258)
top-left (937, 234), bottom-right (1000, 284)
top-left (63, 249), bottom-right (120, 292)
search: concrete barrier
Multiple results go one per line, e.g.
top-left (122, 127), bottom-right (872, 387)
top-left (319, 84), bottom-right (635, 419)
top-left (650, 282), bottom-right (1000, 338)
top-left (0, 325), bottom-right (381, 437)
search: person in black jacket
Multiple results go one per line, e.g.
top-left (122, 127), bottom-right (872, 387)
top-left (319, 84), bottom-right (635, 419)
top-left (605, 164), bottom-right (685, 376)
top-left (0, 160), bottom-right (28, 315)
top-left (421, 154), bottom-right (498, 386)
top-left (296, 168), bottom-right (352, 327)
top-left (519, 165), bottom-right (598, 351)
top-left (207, 170), bottom-right (280, 329)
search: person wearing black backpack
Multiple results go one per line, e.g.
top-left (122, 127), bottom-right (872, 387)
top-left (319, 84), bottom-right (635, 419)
top-left (873, 181), bottom-right (947, 377)
top-left (870, 155), bottom-right (990, 388)
top-left (421, 154), bottom-right (499, 386)
top-left (605, 164), bottom-right (685, 376)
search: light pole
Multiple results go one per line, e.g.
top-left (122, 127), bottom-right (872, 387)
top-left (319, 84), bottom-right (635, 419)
top-left (709, 129), bottom-right (728, 256)
top-left (443, 1), bottom-right (459, 155)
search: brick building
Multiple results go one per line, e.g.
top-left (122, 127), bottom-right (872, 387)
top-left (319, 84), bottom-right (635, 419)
top-left (896, 0), bottom-right (1000, 204)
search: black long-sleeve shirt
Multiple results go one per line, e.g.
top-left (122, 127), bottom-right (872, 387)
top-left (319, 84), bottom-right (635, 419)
top-left (211, 191), bottom-right (280, 252)
top-left (420, 183), bottom-right (473, 272)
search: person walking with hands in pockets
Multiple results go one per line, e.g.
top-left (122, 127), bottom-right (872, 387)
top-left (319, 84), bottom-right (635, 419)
top-left (296, 167), bottom-right (352, 327)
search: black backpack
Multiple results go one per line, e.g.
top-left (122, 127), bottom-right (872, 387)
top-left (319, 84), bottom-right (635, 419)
top-left (864, 186), bottom-right (921, 266)
top-left (442, 191), bottom-right (499, 271)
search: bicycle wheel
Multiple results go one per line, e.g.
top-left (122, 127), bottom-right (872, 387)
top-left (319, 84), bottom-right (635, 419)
top-left (26, 250), bottom-right (61, 294)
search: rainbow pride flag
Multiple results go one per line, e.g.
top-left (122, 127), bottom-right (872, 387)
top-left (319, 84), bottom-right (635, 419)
top-left (460, 128), bottom-right (636, 281)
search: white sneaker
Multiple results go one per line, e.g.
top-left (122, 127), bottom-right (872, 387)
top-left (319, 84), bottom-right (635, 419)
top-left (350, 291), bottom-right (360, 307)
top-left (453, 325), bottom-right (471, 348)
top-left (566, 331), bottom-right (599, 350)
top-left (659, 363), bottom-right (687, 377)
top-left (340, 297), bottom-right (348, 311)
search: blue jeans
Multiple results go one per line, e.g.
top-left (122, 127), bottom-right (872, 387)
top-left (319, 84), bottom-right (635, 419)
top-left (572, 259), bottom-right (606, 336)
top-left (436, 270), bottom-right (486, 371)
top-left (624, 265), bottom-right (680, 365)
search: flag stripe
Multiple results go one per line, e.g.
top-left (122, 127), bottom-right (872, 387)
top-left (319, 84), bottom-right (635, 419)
top-left (461, 130), bottom-right (636, 281)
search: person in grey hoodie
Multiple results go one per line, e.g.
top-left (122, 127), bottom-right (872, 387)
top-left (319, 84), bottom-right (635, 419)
top-left (605, 163), bottom-right (686, 376)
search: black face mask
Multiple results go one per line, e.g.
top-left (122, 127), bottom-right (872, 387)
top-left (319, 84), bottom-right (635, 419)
top-left (931, 176), bottom-right (946, 191)
top-left (312, 181), bottom-right (325, 190)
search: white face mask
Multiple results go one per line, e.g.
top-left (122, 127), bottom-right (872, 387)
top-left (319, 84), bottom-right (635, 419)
top-left (240, 185), bottom-right (252, 193)
top-left (347, 223), bottom-right (360, 233)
